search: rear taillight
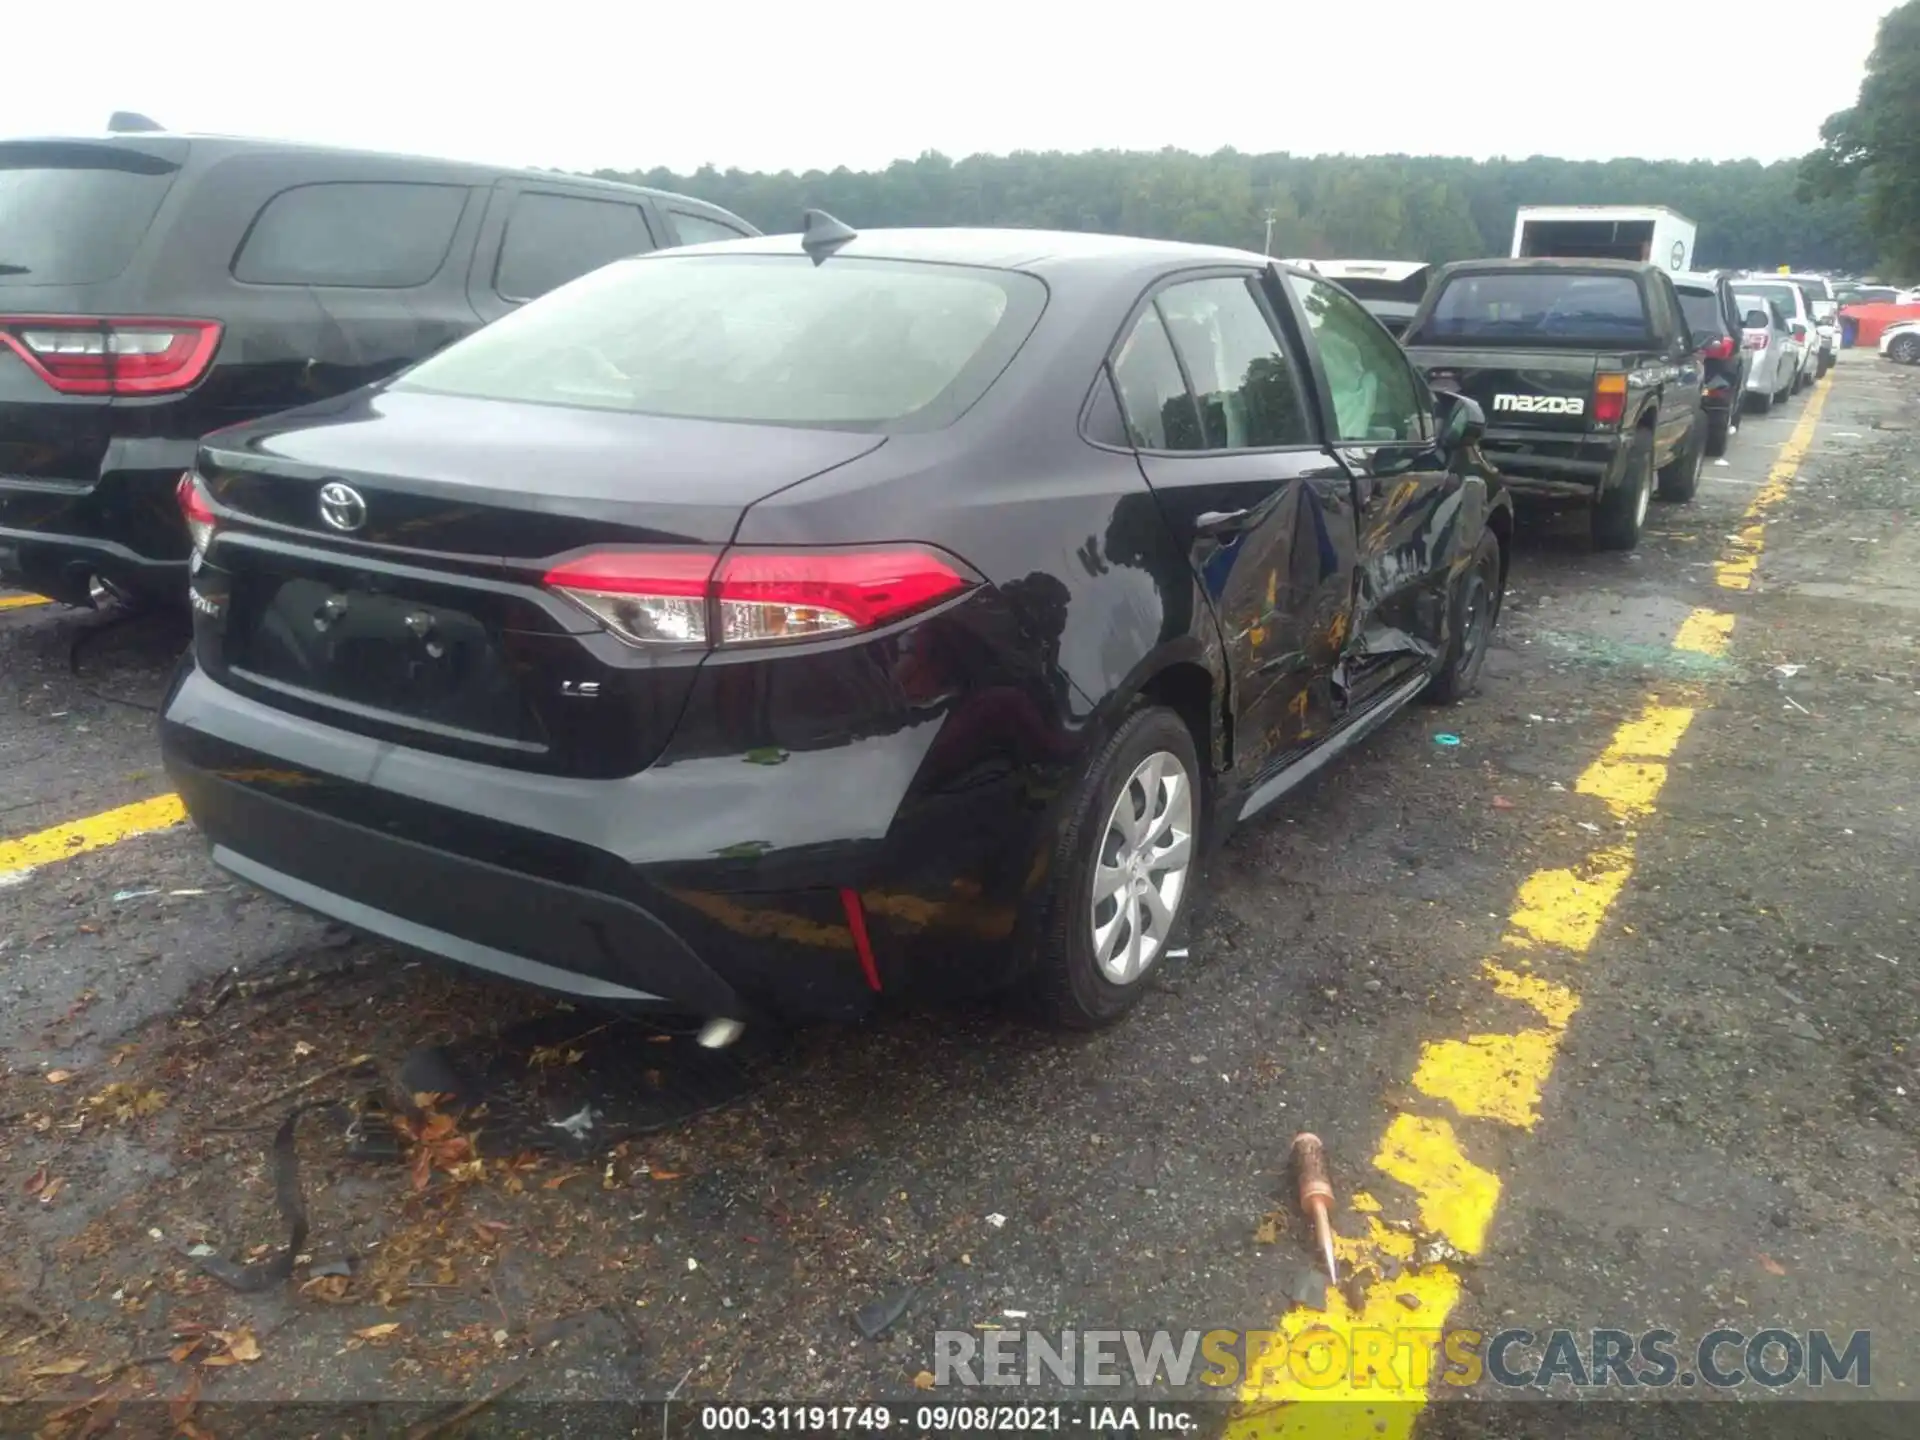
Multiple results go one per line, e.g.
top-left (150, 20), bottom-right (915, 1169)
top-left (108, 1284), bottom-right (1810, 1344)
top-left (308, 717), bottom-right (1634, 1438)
top-left (1592, 373), bottom-right (1628, 427)
top-left (544, 545), bottom-right (980, 649)
top-left (1744, 330), bottom-right (1770, 351)
top-left (175, 471), bottom-right (217, 560)
top-left (0, 316), bottom-right (222, 396)
top-left (1699, 335), bottom-right (1736, 360)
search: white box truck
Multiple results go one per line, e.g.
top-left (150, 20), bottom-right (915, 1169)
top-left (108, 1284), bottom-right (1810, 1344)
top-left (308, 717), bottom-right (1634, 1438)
top-left (1510, 206), bottom-right (1696, 272)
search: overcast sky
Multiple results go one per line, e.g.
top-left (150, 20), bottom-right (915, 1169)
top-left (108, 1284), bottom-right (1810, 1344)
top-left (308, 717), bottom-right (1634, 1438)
top-left (5, 0), bottom-right (1899, 174)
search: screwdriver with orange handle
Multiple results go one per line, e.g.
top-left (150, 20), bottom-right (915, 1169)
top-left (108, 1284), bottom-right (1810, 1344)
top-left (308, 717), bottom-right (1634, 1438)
top-left (1291, 1132), bottom-right (1339, 1284)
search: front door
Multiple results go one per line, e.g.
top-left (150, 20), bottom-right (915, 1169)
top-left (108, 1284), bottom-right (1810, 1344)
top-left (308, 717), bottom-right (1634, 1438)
top-left (1110, 272), bottom-right (1358, 776)
top-left (1276, 271), bottom-right (1461, 709)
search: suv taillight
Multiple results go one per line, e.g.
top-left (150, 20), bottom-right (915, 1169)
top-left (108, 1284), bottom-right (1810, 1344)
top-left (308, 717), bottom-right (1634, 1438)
top-left (1744, 330), bottom-right (1770, 351)
top-left (175, 471), bottom-right (218, 559)
top-left (0, 317), bottom-right (222, 395)
top-left (1592, 373), bottom-right (1628, 427)
top-left (545, 545), bottom-right (980, 649)
top-left (1699, 335), bottom-right (1736, 360)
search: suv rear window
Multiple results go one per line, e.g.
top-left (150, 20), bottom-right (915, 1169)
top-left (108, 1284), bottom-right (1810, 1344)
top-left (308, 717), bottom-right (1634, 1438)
top-left (234, 182), bottom-right (468, 287)
top-left (396, 253), bottom-right (1047, 432)
top-left (1410, 272), bottom-right (1651, 347)
top-left (0, 142), bottom-right (182, 286)
top-left (1741, 284), bottom-right (1803, 319)
top-left (1676, 287), bottom-right (1729, 339)
top-left (495, 194), bottom-right (657, 302)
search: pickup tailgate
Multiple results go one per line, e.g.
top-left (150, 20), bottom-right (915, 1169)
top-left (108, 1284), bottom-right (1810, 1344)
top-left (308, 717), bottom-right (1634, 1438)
top-left (1405, 346), bottom-right (1608, 435)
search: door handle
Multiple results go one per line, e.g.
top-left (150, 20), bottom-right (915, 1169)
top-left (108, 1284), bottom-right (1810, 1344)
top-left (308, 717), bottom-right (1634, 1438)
top-left (1195, 508), bottom-right (1253, 536)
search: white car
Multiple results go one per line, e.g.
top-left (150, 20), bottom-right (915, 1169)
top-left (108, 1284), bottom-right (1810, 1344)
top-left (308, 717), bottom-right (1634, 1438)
top-left (1734, 293), bottom-right (1801, 410)
top-left (1736, 279), bottom-right (1819, 392)
top-left (1776, 273), bottom-right (1839, 374)
top-left (1882, 320), bottom-right (1920, 365)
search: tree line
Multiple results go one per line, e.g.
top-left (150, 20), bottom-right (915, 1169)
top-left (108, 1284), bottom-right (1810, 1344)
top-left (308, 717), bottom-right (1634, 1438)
top-left (598, 150), bottom-right (1875, 274)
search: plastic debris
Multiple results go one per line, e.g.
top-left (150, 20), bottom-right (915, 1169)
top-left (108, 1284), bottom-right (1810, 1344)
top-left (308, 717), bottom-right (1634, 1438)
top-left (1772, 664), bottom-right (1804, 679)
top-left (0, 869), bottom-right (31, 890)
top-left (112, 888), bottom-right (160, 902)
top-left (1491, 796), bottom-right (1515, 810)
top-left (1713, 458), bottom-right (1730, 466)
top-left (1288, 1264), bottom-right (1329, 1311)
top-left (1432, 733), bottom-right (1461, 747)
top-left (853, 1283), bottom-right (919, 1340)
top-left (985, 1212), bottom-right (1007, 1228)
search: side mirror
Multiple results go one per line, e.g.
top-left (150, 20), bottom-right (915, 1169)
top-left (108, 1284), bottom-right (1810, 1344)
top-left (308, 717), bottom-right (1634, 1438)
top-left (1435, 388), bottom-right (1485, 449)
top-left (1744, 310), bottom-right (1769, 329)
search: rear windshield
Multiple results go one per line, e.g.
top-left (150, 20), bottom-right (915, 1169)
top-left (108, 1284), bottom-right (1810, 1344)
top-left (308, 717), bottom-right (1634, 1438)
top-left (1410, 272), bottom-right (1651, 347)
top-left (1741, 283), bottom-right (1803, 318)
top-left (394, 253), bottom-right (1047, 432)
top-left (1326, 270), bottom-right (1429, 305)
top-left (1735, 294), bottom-right (1784, 329)
top-left (1785, 276), bottom-right (1833, 300)
top-left (1676, 287), bottom-right (1728, 339)
top-left (0, 142), bottom-right (182, 286)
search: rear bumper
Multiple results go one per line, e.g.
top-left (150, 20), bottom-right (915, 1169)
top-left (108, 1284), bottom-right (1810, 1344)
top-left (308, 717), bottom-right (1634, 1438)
top-left (1477, 427), bottom-right (1624, 501)
top-left (159, 661), bottom-right (1050, 1022)
top-left (0, 443), bottom-right (197, 604)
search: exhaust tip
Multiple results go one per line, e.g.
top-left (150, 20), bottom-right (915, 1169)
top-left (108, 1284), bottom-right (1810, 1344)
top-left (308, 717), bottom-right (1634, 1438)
top-left (86, 574), bottom-right (118, 609)
top-left (696, 1018), bottom-right (745, 1050)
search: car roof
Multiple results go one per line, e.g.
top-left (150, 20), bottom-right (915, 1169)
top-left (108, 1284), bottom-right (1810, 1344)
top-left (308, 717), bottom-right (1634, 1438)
top-left (1433, 257), bottom-right (1658, 277)
top-left (657, 226), bottom-right (1286, 281)
top-left (1673, 270), bottom-right (1730, 287)
top-left (1285, 258), bottom-right (1430, 282)
top-left (4, 131), bottom-right (727, 210)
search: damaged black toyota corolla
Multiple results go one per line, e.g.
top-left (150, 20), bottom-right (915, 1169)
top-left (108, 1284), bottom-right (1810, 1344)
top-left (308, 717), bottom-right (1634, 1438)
top-left (159, 216), bottom-right (1510, 1039)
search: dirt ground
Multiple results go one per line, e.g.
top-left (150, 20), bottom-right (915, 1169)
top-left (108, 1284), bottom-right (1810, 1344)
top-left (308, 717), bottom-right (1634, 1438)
top-left (1, 353), bottom-right (1915, 1435)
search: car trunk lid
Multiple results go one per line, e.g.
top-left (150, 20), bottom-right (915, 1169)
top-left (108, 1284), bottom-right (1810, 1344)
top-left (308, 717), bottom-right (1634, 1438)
top-left (1405, 345), bottom-right (1607, 435)
top-left (194, 389), bottom-right (885, 777)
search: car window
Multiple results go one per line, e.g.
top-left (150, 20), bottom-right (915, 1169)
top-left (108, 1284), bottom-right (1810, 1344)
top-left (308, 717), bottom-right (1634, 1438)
top-left (1676, 288), bottom-right (1727, 340)
top-left (1110, 305), bottom-right (1204, 450)
top-left (234, 182), bottom-right (468, 287)
top-left (670, 210), bottom-right (751, 245)
top-left (495, 193), bottom-right (657, 302)
top-left (400, 253), bottom-right (1045, 433)
top-left (0, 142), bottom-right (183, 287)
top-left (1154, 277), bottom-right (1314, 449)
top-left (1410, 272), bottom-right (1652, 348)
top-left (1286, 275), bottom-right (1427, 444)
top-left (1741, 283), bottom-right (1802, 320)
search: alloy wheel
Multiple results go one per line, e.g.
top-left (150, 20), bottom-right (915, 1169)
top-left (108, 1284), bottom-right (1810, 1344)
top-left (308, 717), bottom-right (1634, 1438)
top-left (1091, 750), bottom-right (1193, 984)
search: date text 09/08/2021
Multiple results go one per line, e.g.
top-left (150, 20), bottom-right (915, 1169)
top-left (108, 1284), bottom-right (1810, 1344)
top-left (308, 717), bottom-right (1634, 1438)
top-left (698, 1406), bottom-right (1197, 1433)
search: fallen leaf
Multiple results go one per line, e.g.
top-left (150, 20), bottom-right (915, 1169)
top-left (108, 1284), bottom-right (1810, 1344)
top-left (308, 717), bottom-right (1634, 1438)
top-left (23, 1164), bottom-right (48, 1196)
top-left (170, 1368), bottom-right (202, 1428)
top-left (913, 1370), bottom-right (936, 1391)
top-left (354, 1323), bottom-right (401, 1342)
top-left (226, 1330), bottom-right (261, 1362)
top-left (1253, 1213), bottom-right (1282, 1246)
top-left (1758, 1253), bottom-right (1788, 1276)
top-left (39, 1176), bottom-right (66, 1204)
top-left (169, 1340), bottom-right (203, 1364)
top-left (1491, 795), bottom-right (1515, 810)
top-left (45, 1070), bottom-right (73, 1085)
top-left (649, 1169), bottom-right (685, 1182)
top-left (300, 1274), bottom-right (350, 1303)
top-left (31, 1357), bottom-right (88, 1377)
top-left (543, 1170), bottom-right (589, 1191)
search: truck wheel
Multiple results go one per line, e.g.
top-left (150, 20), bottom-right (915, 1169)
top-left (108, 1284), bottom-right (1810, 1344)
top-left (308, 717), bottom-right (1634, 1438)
top-left (1421, 526), bottom-right (1502, 705)
top-left (1030, 706), bottom-right (1200, 1029)
top-left (1658, 418), bottom-right (1705, 503)
top-left (1704, 410), bottom-right (1732, 457)
top-left (1891, 333), bottom-right (1920, 365)
top-left (1593, 427), bottom-right (1654, 551)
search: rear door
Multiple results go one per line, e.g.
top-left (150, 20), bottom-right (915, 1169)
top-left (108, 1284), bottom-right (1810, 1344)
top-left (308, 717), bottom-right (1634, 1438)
top-left (1281, 271), bottom-right (1456, 704)
top-left (467, 182), bottom-right (664, 321)
top-left (1110, 271), bottom-right (1358, 769)
top-left (1646, 274), bottom-right (1703, 457)
top-left (0, 138), bottom-right (185, 487)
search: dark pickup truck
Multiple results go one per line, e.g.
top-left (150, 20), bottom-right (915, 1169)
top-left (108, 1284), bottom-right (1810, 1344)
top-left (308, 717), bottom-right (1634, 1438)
top-left (1399, 259), bottom-right (1707, 550)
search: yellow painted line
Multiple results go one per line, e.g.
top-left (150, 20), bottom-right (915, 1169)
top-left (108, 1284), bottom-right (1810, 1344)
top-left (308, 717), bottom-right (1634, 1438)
top-left (0, 593), bottom-right (50, 611)
top-left (0, 794), bottom-right (187, 879)
top-left (1231, 373), bottom-right (1834, 1434)
top-left (1716, 377), bottom-right (1832, 590)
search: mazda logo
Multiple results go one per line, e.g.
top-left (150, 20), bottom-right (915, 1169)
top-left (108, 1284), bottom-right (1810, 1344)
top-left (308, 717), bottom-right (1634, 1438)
top-left (317, 481), bottom-right (368, 533)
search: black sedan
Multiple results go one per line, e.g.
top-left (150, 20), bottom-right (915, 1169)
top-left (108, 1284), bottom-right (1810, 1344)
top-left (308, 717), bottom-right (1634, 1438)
top-left (159, 216), bottom-right (1510, 1038)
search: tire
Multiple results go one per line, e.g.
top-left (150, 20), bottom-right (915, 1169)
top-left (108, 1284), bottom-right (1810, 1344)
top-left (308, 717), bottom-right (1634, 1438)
top-left (1891, 333), bottom-right (1920, 365)
top-left (1593, 426), bottom-right (1654, 551)
top-left (1030, 707), bottom-right (1201, 1029)
top-left (1748, 385), bottom-right (1772, 415)
top-left (1657, 415), bottom-right (1705, 503)
top-left (1793, 360), bottom-right (1810, 394)
top-left (1422, 526), bottom-right (1502, 705)
top-left (1704, 409), bottom-right (1732, 457)
top-left (1817, 350), bottom-right (1833, 377)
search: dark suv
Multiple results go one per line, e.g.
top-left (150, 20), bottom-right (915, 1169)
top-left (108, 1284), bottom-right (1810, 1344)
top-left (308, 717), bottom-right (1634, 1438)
top-left (0, 123), bottom-right (757, 607)
top-left (1672, 270), bottom-right (1749, 456)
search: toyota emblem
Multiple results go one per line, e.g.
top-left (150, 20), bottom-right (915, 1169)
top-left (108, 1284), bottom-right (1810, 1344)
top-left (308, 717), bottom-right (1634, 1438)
top-left (317, 481), bottom-right (368, 533)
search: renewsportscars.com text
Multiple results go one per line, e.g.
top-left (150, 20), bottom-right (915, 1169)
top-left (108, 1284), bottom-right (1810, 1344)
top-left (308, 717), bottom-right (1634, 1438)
top-left (932, 1327), bottom-right (1871, 1392)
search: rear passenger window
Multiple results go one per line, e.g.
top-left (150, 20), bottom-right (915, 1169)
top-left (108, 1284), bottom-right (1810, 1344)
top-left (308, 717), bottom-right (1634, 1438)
top-left (233, 183), bottom-right (467, 287)
top-left (670, 210), bottom-right (750, 245)
top-left (1156, 278), bottom-right (1314, 449)
top-left (1111, 306), bottom-right (1202, 450)
top-left (496, 194), bottom-right (656, 301)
